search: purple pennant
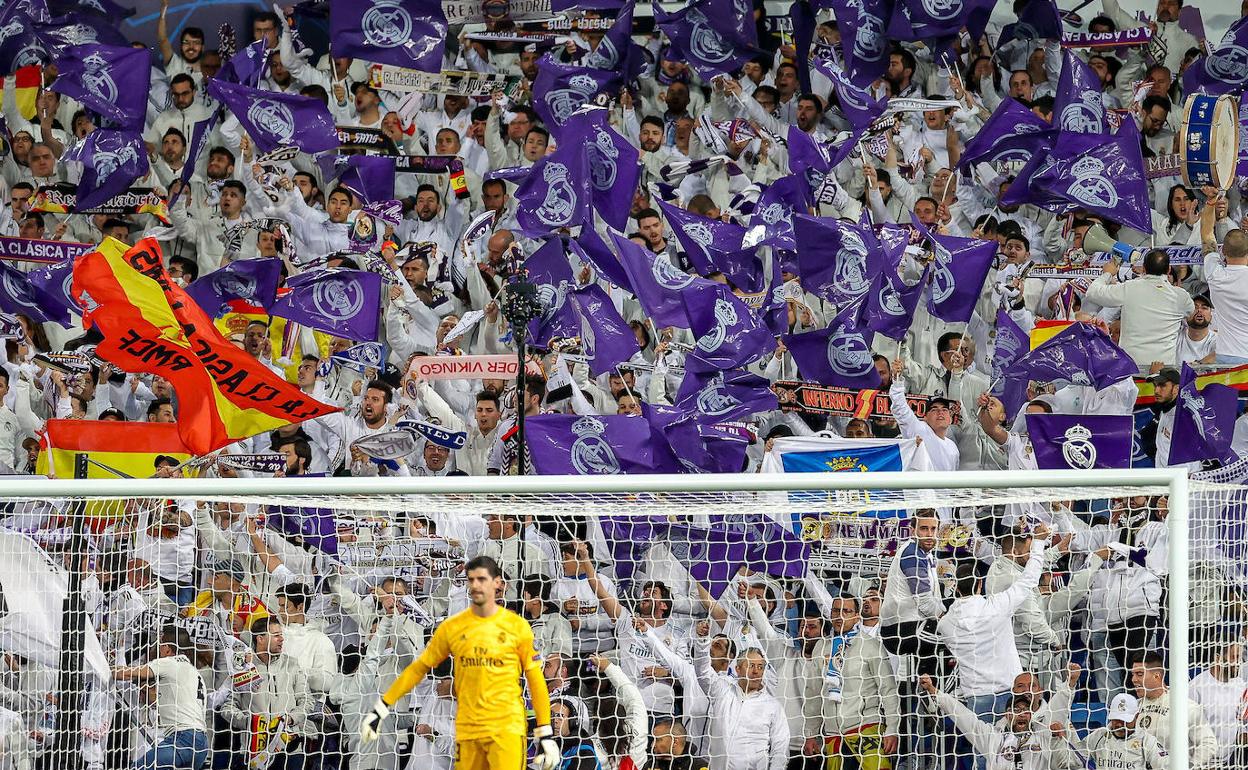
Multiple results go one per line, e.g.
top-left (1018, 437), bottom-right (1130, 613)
top-left (655, 199), bottom-right (760, 290)
top-left (958, 97), bottom-right (1054, 169)
top-left (27, 257), bottom-right (77, 326)
top-left (568, 283), bottom-right (639, 377)
top-left (515, 144), bottom-right (594, 236)
top-left (910, 215), bottom-right (997, 324)
top-left (64, 128), bottom-right (149, 212)
top-left (824, 0), bottom-right (891, 87)
top-left (185, 258), bottom-right (283, 318)
top-left (560, 109), bottom-right (639, 232)
top-left (1054, 47), bottom-right (1109, 134)
top-left (998, 0), bottom-right (1062, 45)
top-left (569, 227), bottom-right (632, 291)
top-left (271, 268), bottom-right (383, 342)
top-left (0, 259), bottom-right (68, 325)
top-left (532, 57), bottom-right (623, 134)
top-left (861, 264), bottom-right (929, 340)
top-left (1182, 16), bottom-right (1248, 96)
top-left (524, 237), bottom-right (580, 348)
top-left (51, 44), bottom-right (149, 131)
top-left (749, 174), bottom-right (813, 250)
top-left (795, 214), bottom-right (882, 309)
top-left (1029, 124), bottom-right (1153, 233)
top-left (675, 367), bottom-right (778, 424)
top-left (812, 55), bottom-right (887, 132)
top-left (206, 79), bottom-right (339, 154)
top-left (329, 0), bottom-right (447, 72)
top-left (265, 505), bottom-right (337, 555)
top-left (654, 0), bottom-right (758, 79)
top-left (526, 414), bottom-right (676, 474)
top-left (611, 230), bottom-right (709, 329)
top-left (990, 307), bottom-right (1031, 420)
top-left (1026, 413), bottom-right (1133, 470)
top-left (1006, 322), bottom-right (1138, 390)
top-left (579, 3), bottom-right (643, 81)
top-left (0, 6), bottom-right (45, 73)
top-left (1170, 363), bottom-right (1240, 466)
top-left (682, 280), bottom-right (776, 372)
top-left (320, 155), bottom-right (397, 205)
top-left (218, 38), bottom-right (270, 87)
top-left (782, 301), bottom-right (881, 389)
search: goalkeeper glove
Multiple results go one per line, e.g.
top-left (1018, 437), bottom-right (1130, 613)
top-left (533, 725), bottom-right (560, 770)
top-left (360, 700), bottom-right (389, 744)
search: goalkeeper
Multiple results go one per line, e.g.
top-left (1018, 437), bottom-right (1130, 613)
top-left (360, 555), bottom-right (560, 770)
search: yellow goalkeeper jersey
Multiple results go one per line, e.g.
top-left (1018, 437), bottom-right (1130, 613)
top-left (416, 606), bottom-right (542, 739)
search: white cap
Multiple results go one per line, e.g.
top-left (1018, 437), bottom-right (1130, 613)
top-left (1107, 693), bottom-right (1139, 723)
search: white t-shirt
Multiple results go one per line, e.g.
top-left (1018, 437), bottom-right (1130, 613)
top-left (147, 654), bottom-right (208, 734)
top-left (1176, 330), bottom-right (1217, 364)
top-left (1189, 669), bottom-right (1248, 760)
top-left (1204, 255), bottom-right (1248, 358)
top-left (133, 524), bottom-right (196, 582)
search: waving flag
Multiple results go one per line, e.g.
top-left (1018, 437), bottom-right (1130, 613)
top-left (186, 258), bottom-right (283, 317)
top-left (1027, 413), bottom-right (1132, 470)
top-left (888, 0), bottom-right (993, 43)
top-left (72, 238), bottom-right (339, 455)
top-left (911, 216), bottom-right (996, 324)
top-left (826, 0), bottom-right (891, 86)
top-left (265, 506), bottom-right (338, 554)
top-left (330, 0), bottom-right (447, 72)
top-left (795, 215), bottom-right (881, 309)
top-left (218, 38), bottom-right (270, 87)
top-left (612, 230), bottom-right (709, 329)
top-left (0, 6), bottom-right (46, 74)
top-left (749, 174), bottom-right (812, 250)
top-left (683, 281), bottom-right (775, 372)
top-left (643, 403), bottom-right (749, 474)
top-left (676, 368), bottom-right (778, 424)
top-left (861, 265), bottom-right (928, 340)
top-left (999, 0), bottom-right (1062, 45)
top-left (27, 257), bottom-right (78, 326)
top-left (561, 109), bottom-right (639, 231)
top-left (991, 308), bottom-right (1031, 420)
top-left (1005, 322), bottom-right (1138, 389)
top-left (1054, 48), bottom-right (1109, 134)
top-left (600, 515), bottom-right (749, 597)
top-left (206, 79), bottom-right (338, 154)
top-left (654, 0), bottom-right (757, 79)
top-left (1183, 16), bottom-right (1248, 96)
top-left (37, 12), bottom-right (128, 51)
top-left (783, 302), bottom-right (881, 389)
top-left (0, 259), bottom-right (70, 325)
top-left (320, 154), bottom-right (397, 204)
top-left (515, 144), bottom-right (594, 235)
top-left (1030, 125), bottom-right (1152, 233)
top-left (710, 512), bottom-right (811, 578)
top-left (1170, 363), bottom-right (1239, 465)
top-left (51, 44), bottom-right (149, 130)
top-left (532, 58), bottom-right (622, 133)
top-left (580, 3), bottom-right (643, 80)
top-left (527, 414), bottom-right (678, 474)
top-left (64, 128), bottom-right (148, 212)
top-left (523, 237), bottom-right (579, 347)
top-left (271, 269), bottom-right (383, 342)
top-left (656, 199), bottom-right (759, 290)
top-left (569, 227), bottom-right (632, 290)
top-left (958, 97), bottom-right (1054, 168)
top-left (812, 56), bottom-right (887, 131)
top-left (568, 283), bottom-right (639, 377)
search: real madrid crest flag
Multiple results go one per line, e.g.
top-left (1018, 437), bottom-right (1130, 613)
top-left (206, 79), bottom-right (339, 155)
top-left (330, 0), bottom-right (448, 73)
top-left (1025, 413), bottom-right (1133, 470)
top-left (71, 237), bottom-right (341, 455)
top-left (50, 44), bottom-right (149, 131)
top-left (271, 268), bottom-right (383, 342)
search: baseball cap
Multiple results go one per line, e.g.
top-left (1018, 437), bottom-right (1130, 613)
top-left (1194, 293), bottom-right (1214, 309)
top-left (928, 397), bottom-right (955, 410)
top-left (1150, 367), bottom-right (1180, 386)
top-left (1106, 692), bottom-right (1139, 723)
top-left (212, 558), bottom-right (246, 582)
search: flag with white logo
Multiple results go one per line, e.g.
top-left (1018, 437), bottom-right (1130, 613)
top-left (206, 79), bottom-right (339, 154)
top-left (1026, 413), bottom-right (1132, 470)
top-left (271, 268), bottom-right (383, 342)
top-left (1170, 363), bottom-right (1240, 466)
top-left (330, 0), bottom-right (447, 72)
top-left (51, 44), bottom-right (149, 130)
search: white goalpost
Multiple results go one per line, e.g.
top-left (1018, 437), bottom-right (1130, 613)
top-left (0, 468), bottom-right (1224, 770)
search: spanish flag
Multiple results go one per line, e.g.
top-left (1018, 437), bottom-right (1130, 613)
top-left (4, 66), bottom-right (41, 121)
top-left (1135, 362), bottom-right (1248, 405)
top-left (71, 237), bottom-right (341, 455)
top-left (1029, 320), bottom-right (1073, 349)
top-left (215, 299), bottom-right (332, 383)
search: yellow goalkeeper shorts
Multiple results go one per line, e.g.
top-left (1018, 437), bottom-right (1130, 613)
top-left (455, 734), bottom-right (527, 770)
top-left (826, 724), bottom-right (892, 770)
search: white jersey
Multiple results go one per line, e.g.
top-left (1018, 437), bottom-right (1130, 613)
top-left (147, 654), bottom-right (208, 734)
top-left (615, 610), bottom-right (690, 715)
top-left (1079, 727), bottom-right (1168, 769)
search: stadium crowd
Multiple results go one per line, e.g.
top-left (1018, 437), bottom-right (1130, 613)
top-left (0, 0), bottom-right (1247, 766)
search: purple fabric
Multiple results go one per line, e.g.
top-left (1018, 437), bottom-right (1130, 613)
top-left (682, 280), bottom-right (775, 372)
top-left (51, 44), bottom-right (149, 130)
top-left (329, 0), bottom-right (446, 72)
top-left (991, 308), bottom-right (1031, 420)
top-left (1026, 413), bottom-right (1133, 469)
top-left (761, 253), bottom-right (789, 336)
top-left (823, 0), bottom-right (890, 87)
top-left (27, 257), bottom-right (77, 326)
top-left (1054, 48), bottom-right (1109, 134)
top-left (861, 264), bottom-right (929, 340)
top-left (1006, 322), bottom-right (1138, 390)
top-left (709, 512), bottom-right (811, 578)
top-left (169, 110), bottom-right (221, 207)
top-left (568, 282), bottom-right (639, 377)
top-left (748, 174), bottom-right (812, 250)
top-left (600, 514), bottom-right (748, 597)
top-left (653, 0), bottom-right (757, 79)
top-left (811, 55), bottom-right (887, 131)
top-left (515, 144), bottom-right (594, 236)
top-left (795, 214), bottom-right (881, 309)
top-left (1182, 16), bottom-right (1248, 96)
top-left (64, 128), bottom-right (149, 212)
top-left (561, 109), bottom-right (639, 231)
top-left (523, 237), bottom-right (580, 347)
top-left (320, 155), bottom-right (397, 205)
top-left (888, 0), bottom-right (993, 43)
top-left (206, 79), bottom-right (339, 154)
top-left (656, 199), bottom-right (760, 290)
top-left (998, 0), bottom-right (1062, 45)
top-left (526, 414), bottom-right (679, 474)
top-left (958, 97), bottom-right (1054, 169)
top-left (271, 269), bottom-right (383, 342)
top-left (790, 0), bottom-right (816, 94)
top-left (580, 3), bottom-right (643, 81)
top-left (266, 506), bottom-right (338, 555)
top-left (675, 368), bottom-right (778, 424)
top-left (0, 6), bottom-right (45, 73)
top-left (570, 227), bottom-right (633, 291)
top-left (532, 57), bottom-right (622, 133)
top-left (611, 230), bottom-right (708, 329)
top-left (911, 215), bottom-right (996, 324)
top-left (1170, 363), bottom-right (1240, 465)
top-left (0, 259), bottom-right (68, 325)
top-left (37, 11), bottom-right (128, 51)
top-left (782, 302), bottom-right (881, 389)
top-left (1030, 123), bottom-right (1153, 233)
top-left (185, 258), bottom-right (283, 318)
top-left (218, 38), bottom-right (269, 87)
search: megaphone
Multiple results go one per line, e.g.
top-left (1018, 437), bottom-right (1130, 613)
top-left (1082, 223), bottom-right (1140, 263)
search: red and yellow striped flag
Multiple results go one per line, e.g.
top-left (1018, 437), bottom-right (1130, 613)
top-left (1029, 319), bottom-right (1072, 349)
top-left (4, 66), bottom-right (41, 121)
top-left (71, 237), bottom-right (340, 455)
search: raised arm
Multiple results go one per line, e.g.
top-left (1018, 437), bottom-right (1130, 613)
top-left (976, 393), bottom-right (1009, 447)
top-left (580, 543), bottom-right (623, 621)
top-left (157, 0), bottom-right (175, 65)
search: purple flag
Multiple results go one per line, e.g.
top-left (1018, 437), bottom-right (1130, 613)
top-left (569, 227), bottom-right (632, 291)
top-left (654, 0), bottom-right (757, 79)
top-left (320, 154), bottom-right (397, 204)
top-left (515, 144), bottom-right (594, 236)
top-left (655, 199), bottom-right (760, 290)
top-left (676, 368), bottom-right (778, 424)
top-left (218, 38), bottom-right (269, 87)
top-left (683, 281), bottom-right (775, 372)
top-left (998, 0), bottom-right (1062, 45)
top-left (580, 4), bottom-right (643, 80)
top-left (1029, 125), bottom-right (1152, 233)
top-left (27, 257), bottom-right (78, 327)
top-left (186, 258), bottom-right (283, 318)
top-left (783, 302), bottom-right (881, 389)
top-left (1006, 322), bottom-right (1138, 389)
top-left (599, 515), bottom-right (666, 587)
top-left (206, 79), bottom-right (339, 154)
top-left (812, 55), bottom-right (887, 131)
top-left (958, 97), bottom-right (1054, 169)
top-left (64, 129), bottom-right (148, 212)
top-left (169, 109), bottom-right (221, 208)
top-left (664, 522), bottom-right (752, 598)
top-left (0, 7), bottom-right (46, 73)
top-left (330, 0), bottom-right (447, 72)
top-left (1054, 48), bottom-right (1109, 134)
top-left (709, 512), bottom-right (810, 579)
top-left (266, 505), bottom-right (338, 555)
top-left (527, 414), bottom-right (676, 474)
top-left (1182, 16), bottom-right (1248, 96)
top-left (861, 264), bottom-right (929, 340)
top-left (0, 259), bottom-right (68, 325)
top-left (749, 174), bottom-right (812, 250)
top-left (611, 230), bottom-right (710, 329)
top-left (568, 283), bottom-right (639, 377)
top-left (888, 0), bottom-right (993, 43)
top-left (795, 214), bottom-right (881, 309)
top-left (524, 237), bottom-right (579, 347)
top-left (561, 109), bottom-right (639, 231)
top-left (271, 269), bottom-right (383, 342)
top-left (37, 12), bottom-right (127, 51)
top-left (826, 0), bottom-right (891, 87)
top-left (791, 0), bottom-right (816, 94)
top-left (51, 44), bottom-right (149, 131)
top-left (761, 253), bottom-right (789, 336)
top-left (1026, 413), bottom-right (1133, 470)
top-left (911, 215), bottom-right (996, 324)
top-left (991, 308), bottom-right (1030, 420)
top-left (48, 0), bottom-right (133, 21)
top-left (1170, 363), bottom-right (1239, 465)
top-left (532, 57), bottom-right (622, 133)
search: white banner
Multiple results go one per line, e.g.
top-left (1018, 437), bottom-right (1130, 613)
top-left (441, 0), bottom-right (553, 24)
top-left (410, 354), bottom-right (519, 380)
top-left (369, 66), bottom-right (525, 98)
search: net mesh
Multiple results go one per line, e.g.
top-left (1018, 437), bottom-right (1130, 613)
top-left (0, 477), bottom-right (1241, 770)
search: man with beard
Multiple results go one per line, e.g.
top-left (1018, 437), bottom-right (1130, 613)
top-left (284, 184), bottom-right (353, 256)
top-left (456, 391), bottom-right (501, 476)
top-left (157, 0), bottom-right (204, 82)
top-left (920, 675), bottom-right (1065, 770)
top-left (1064, 693), bottom-right (1168, 769)
top-left (744, 598), bottom-right (830, 764)
top-left (400, 185), bottom-right (457, 257)
top-left (1099, 0), bottom-right (1196, 74)
top-left (342, 379), bottom-right (404, 476)
top-left (152, 127), bottom-right (187, 189)
top-left (1177, 294), bottom-right (1217, 364)
top-left (273, 436), bottom-right (311, 477)
top-left (1139, 96), bottom-right (1174, 156)
top-left (1141, 366), bottom-right (1180, 466)
top-left (146, 74), bottom-right (212, 151)
top-left (1189, 639), bottom-right (1248, 766)
top-left (168, 179), bottom-right (252, 273)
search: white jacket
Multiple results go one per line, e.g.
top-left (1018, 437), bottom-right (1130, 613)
top-left (1135, 690), bottom-right (1221, 768)
top-left (933, 691), bottom-right (1064, 770)
top-left (694, 640), bottom-right (789, 770)
top-left (1083, 273), bottom-right (1194, 367)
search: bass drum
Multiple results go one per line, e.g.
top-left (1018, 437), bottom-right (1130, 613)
top-left (1181, 93), bottom-right (1240, 191)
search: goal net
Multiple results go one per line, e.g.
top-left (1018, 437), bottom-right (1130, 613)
top-left (0, 469), bottom-right (1236, 770)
